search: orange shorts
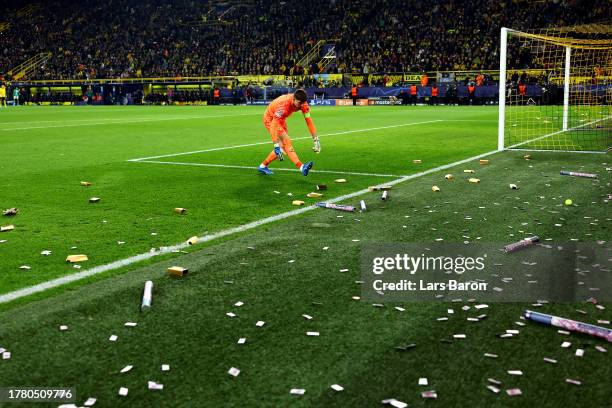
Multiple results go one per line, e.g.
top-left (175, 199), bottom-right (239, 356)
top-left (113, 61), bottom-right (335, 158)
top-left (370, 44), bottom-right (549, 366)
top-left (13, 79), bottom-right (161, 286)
top-left (264, 119), bottom-right (294, 152)
top-left (263, 118), bottom-right (288, 137)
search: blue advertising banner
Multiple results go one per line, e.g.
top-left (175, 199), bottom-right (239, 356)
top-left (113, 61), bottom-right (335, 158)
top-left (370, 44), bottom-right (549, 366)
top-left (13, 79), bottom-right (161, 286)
top-left (308, 99), bottom-right (336, 106)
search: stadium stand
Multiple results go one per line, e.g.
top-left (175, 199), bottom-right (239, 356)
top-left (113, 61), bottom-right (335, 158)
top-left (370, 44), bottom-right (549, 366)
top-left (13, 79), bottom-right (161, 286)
top-left (1, 0), bottom-right (609, 80)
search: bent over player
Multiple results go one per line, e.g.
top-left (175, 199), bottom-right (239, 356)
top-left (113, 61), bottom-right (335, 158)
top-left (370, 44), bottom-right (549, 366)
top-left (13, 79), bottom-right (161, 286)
top-left (258, 89), bottom-right (320, 176)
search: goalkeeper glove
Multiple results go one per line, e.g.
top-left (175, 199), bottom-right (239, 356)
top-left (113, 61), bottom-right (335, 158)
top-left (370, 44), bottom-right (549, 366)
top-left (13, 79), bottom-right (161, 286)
top-left (274, 143), bottom-right (284, 161)
top-left (312, 136), bottom-right (321, 153)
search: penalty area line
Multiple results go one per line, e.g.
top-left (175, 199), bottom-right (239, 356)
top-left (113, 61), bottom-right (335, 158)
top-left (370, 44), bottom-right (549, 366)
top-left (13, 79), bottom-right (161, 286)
top-left (128, 119), bottom-right (444, 162)
top-left (0, 144), bottom-right (496, 304)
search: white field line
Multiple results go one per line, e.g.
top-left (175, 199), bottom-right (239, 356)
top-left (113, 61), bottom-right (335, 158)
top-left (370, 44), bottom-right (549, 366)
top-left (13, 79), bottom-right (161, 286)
top-left (0, 145), bottom-right (498, 304)
top-left (1, 112), bottom-right (261, 131)
top-left (127, 120), bottom-right (444, 162)
top-left (507, 115), bottom-right (611, 150)
top-left (136, 160), bottom-right (404, 177)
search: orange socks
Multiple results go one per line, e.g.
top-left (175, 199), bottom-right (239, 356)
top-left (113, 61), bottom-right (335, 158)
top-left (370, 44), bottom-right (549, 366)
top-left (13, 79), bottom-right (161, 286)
top-left (262, 139), bottom-right (302, 169)
top-left (286, 150), bottom-right (302, 169)
top-left (262, 150), bottom-right (301, 169)
top-left (262, 151), bottom-right (277, 166)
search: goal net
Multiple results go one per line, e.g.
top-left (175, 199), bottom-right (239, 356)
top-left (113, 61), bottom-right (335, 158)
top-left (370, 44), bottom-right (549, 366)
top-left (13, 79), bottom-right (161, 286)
top-left (498, 24), bottom-right (611, 152)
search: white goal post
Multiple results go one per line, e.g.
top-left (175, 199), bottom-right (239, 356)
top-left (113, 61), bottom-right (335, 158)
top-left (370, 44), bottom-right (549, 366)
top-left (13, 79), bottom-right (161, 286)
top-left (498, 25), bottom-right (611, 153)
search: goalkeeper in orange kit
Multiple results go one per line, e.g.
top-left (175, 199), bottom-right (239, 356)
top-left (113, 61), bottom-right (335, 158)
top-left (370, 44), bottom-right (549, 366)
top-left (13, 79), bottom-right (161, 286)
top-left (258, 89), bottom-right (320, 176)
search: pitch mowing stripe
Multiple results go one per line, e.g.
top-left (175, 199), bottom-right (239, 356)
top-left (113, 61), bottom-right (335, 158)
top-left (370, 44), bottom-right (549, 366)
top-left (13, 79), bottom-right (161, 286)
top-left (1, 112), bottom-right (261, 131)
top-left (136, 160), bottom-right (404, 178)
top-left (127, 120), bottom-right (444, 162)
top-left (3, 114), bottom-right (258, 126)
top-left (0, 145), bottom-right (498, 304)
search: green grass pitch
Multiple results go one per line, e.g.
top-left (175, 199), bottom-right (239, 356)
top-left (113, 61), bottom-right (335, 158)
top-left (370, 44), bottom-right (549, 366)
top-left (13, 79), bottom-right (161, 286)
top-left (505, 105), bottom-right (611, 151)
top-left (0, 105), bottom-right (496, 295)
top-left (0, 105), bottom-right (610, 407)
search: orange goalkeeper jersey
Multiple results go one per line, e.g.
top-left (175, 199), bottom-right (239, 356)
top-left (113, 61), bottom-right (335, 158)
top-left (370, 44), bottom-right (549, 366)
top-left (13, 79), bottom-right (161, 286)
top-left (264, 94), bottom-right (310, 124)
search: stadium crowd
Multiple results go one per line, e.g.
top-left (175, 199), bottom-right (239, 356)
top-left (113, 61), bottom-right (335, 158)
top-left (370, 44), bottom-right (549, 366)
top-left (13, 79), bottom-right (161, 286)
top-left (0, 0), bottom-right (608, 80)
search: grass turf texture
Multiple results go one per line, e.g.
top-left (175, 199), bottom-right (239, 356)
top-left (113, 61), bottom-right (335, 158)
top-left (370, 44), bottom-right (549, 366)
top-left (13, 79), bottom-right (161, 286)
top-left (0, 137), bottom-right (610, 406)
top-left (0, 105), bottom-right (496, 296)
top-left (504, 105), bottom-right (611, 151)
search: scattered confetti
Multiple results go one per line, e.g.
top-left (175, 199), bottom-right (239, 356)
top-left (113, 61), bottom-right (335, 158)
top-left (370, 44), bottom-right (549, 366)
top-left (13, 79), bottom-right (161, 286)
top-left (84, 397), bottom-right (97, 406)
top-left (421, 390), bottom-right (437, 399)
top-left (543, 357), bottom-right (557, 364)
top-left (148, 381), bottom-right (164, 390)
top-left (388, 399), bottom-right (408, 408)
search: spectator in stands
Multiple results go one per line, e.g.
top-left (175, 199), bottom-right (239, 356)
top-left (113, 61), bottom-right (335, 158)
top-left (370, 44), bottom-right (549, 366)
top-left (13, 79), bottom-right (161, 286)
top-left (420, 72), bottom-right (428, 88)
top-left (431, 83), bottom-right (439, 105)
top-left (409, 83), bottom-right (417, 105)
top-left (476, 73), bottom-right (484, 87)
top-left (511, 72), bottom-right (519, 86)
top-left (246, 86), bottom-right (254, 104)
top-left (0, 0), bottom-right (607, 82)
top-left (467, 82), bottom-right (475, 105)
top-left (13, 87), bottom-right (20, 106)
top-left (399, 88), bottom-right (409, 105)
top-left (0, 82), bottom-right (6, 108)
